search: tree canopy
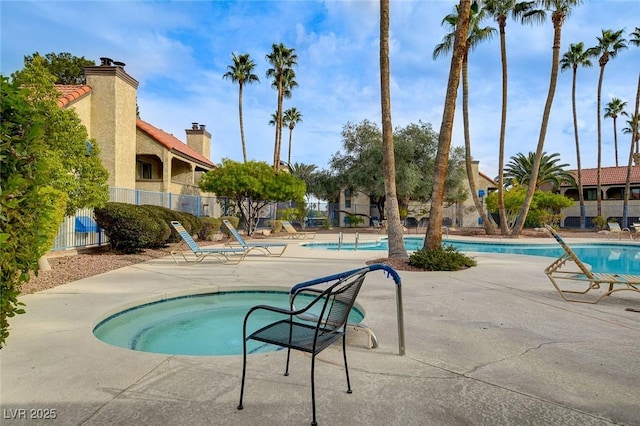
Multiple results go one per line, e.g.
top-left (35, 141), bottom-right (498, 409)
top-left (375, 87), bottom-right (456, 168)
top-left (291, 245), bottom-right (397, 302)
top-left (199, 159), bottom-right (306, 235)
top-left (12, 52), bottom-right (95, 85)
top-left (12, 55), bottom-right (109, 216)
top-left (328, 120), bottom-right (467, 219)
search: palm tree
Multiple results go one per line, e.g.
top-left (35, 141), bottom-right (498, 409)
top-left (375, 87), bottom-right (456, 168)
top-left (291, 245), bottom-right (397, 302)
top-left (512, 0), bottom-right (582, 237)
top-left (592, 28), bottom-right (627, 216)
top-left (433, 1), bottom-right (497, 235)
top-left (483, 0), bottom-right (545, 235)
top-left (425, 0), bottom-right (471, 251)
top-left (266, 43), bottom-right (298, 172)
top-left (622, 115), bottom-right (640, 160)
top-left (380, 0), bottom-right (408, 259)
top-left (503, 152), bottom-right (575, 190)
top-left (222, 53), bottom-right (259, 163)
top-left (623, 27), bottom-right (640, 227)
top-left (604, 98), bottom-right (628, 167)
top-left (282, 107), bottom-right (303, 166)
top-left (560, 42), bottom-right (595, 229)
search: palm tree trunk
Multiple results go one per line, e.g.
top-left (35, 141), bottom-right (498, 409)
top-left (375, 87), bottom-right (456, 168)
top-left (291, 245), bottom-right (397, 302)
top-left (287, 126), bottom-right (293, 166)
top-left (613, 116), bottom-right (619, 167)
top-left (571, 66), bottom-right (586, 229)
top-left (624, 72), bottom-right (640, 227)
top-left (512, 11), bottom-right (563, 236)
top-left (596, 64), bottom-right (605, 217)
top-left (425, 0), bottom-right (470, 250)
top-left (497, 19), bottom-right (510, 235)
top-left (380, 0), bottom-right (407, 259)
top-left (239, 83), bottom-right (247, 163)
top-left (462, 52), bottom-right (495, 234)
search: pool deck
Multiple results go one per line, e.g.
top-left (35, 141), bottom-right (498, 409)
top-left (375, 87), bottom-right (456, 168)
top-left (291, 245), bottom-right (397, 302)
top-left (1, 233), bottom-right (639, 425)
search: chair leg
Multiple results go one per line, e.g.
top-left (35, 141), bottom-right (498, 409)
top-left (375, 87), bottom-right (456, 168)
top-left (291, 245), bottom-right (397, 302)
top-left (285, 347), bottom-right (291, 376)
top-left (237, 339), bottom-right (247, 410)
top-left (342, 334), bottom-right (352, 394)
top-left (311, 354), bottom-right (317, 426)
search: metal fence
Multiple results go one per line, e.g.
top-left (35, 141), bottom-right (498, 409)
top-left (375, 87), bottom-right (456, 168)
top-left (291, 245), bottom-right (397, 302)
top-left (50, 189), bottom-right (640, 252)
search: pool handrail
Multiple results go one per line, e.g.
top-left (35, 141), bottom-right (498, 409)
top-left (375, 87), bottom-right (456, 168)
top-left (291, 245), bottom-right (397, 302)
top-left (290, 264), bottom-right (405, 355)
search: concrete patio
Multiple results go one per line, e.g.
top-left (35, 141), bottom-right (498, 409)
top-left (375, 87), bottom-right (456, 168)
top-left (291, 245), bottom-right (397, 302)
top-left (1, 234), bottom-right (639, 425)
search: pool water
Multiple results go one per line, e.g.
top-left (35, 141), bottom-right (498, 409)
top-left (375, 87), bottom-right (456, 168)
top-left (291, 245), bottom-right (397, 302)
top-left (304, 237), bottom-right (640, 275)
top-left (93, 291), bottom-right (365, 356)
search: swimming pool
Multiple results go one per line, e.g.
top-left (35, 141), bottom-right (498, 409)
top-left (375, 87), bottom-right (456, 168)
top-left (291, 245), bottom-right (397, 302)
top-left (93, 291), bottom-right (365, 356)
top-left (303, 237), bottom-right (640, 275)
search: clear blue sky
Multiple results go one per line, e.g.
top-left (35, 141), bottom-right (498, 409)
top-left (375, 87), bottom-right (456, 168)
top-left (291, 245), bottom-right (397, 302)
top-left (2, 0), bottom-right (639, 178)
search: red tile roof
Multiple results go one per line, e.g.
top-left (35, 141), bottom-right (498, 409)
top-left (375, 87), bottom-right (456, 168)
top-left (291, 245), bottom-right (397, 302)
top-left (564, 166), bottom-right (640, 186)
top-left (136, 119), bottom-right (215, 169)
top-left (56, 85), bottom-right (91, 108)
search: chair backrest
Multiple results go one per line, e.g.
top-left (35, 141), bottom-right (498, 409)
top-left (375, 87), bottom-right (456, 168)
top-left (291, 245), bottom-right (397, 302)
top-left (281, 220), bottom-right (298, 233)
top-left (544, 225), bottom-right (593, 277)
top-left (222, 220), bottom-right (248, 248)
top-left (171, 221), bottom-right (200, 252)
top-left (372, 219), bottom-right (381, 228)
top-left (608, 222), bottom-right (622, 232)
top-left (317, 272), bottom-right (367, 335)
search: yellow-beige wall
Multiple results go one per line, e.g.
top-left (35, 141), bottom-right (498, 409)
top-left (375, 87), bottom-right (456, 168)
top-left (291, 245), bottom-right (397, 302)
top-left (85, 66), bottom-right (139, 189)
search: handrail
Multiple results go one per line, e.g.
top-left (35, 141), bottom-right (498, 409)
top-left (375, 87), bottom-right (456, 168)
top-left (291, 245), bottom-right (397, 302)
top-left (338, 232), bottom-right (343, 250)
top-left (355, 232), bottom-right (359, 251)
top-left (291, 264), bottom-right (405, 355)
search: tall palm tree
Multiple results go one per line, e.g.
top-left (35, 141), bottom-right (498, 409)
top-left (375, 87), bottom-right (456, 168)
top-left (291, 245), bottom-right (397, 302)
top-left (622, 115), bottom-right (640, 159)
top-left (604, 98), bottom-right (628, 167)
top-left (425, 0), bottom-right (471, 251)
top-left (266, 43), bottom-right (297, 172)
top-left (592, 28), bottom-right (627, 216)
top-left (512, 0), bottom-right (582, 237)
top-left (560, 42), bottom-right (595, 229)
top-left (282, 107), bottom-right (303, 166)
top-left (483, 0), bottom-right (545, 235)
top-left (222, 53), bottom-right (259, 163)
top-left (433, 1), bottom-right (497, 235)
top-left (623, 27), bottom-right (640, 227)
top-left (380, 0), bottom-right (408, 259)
top-left (503, 152), bottom-right (574, 190)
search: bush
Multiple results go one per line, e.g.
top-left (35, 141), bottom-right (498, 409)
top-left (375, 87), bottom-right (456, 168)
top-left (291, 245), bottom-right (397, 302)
top-left (94, 203), bottom-right (169, 253)
top-left (592, 215), bottom-right (607, 231)
top-left (408, 245), bottom-right (477, 271)
top-left (198, 217), bottom-right (221, 241)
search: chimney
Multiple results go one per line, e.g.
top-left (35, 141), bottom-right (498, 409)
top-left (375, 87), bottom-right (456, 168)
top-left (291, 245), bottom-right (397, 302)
top-left (186, 123), bottom-right (211, 160)
top-left (84, 59), bottom-right (139, 188)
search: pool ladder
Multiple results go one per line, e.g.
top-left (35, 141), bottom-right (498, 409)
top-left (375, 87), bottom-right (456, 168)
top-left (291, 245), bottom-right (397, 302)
top-left (337, 232), bottom-right (360, 251)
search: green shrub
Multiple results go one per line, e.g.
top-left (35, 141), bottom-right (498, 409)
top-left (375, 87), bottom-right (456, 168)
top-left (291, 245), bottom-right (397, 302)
top-left (139, 205), bottom-right (179, 243)
top-left (346, 214), bottom-right (364, 227)
top-left (409, 245), bottom-right (477, 271)
top-left (94, 203), bottom-right (169, 253)
top-left (592, 215), bottom-right (607, 231)
top-left (198, 217), bottom-right (221, 241)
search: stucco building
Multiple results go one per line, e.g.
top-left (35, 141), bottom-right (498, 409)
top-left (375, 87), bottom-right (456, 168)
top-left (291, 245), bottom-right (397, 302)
top-left (56, 58), bottom-right (215, 196)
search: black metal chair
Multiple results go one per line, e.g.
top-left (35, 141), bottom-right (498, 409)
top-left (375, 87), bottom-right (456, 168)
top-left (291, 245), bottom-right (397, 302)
top-left (237, 268), bottom-right (371, 426)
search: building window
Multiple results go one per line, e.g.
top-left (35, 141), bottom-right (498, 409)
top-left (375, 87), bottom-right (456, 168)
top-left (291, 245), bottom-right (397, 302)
top-left (138, 161), bottom-right (152, 180)
top-left (585, 188), bottom-right (597, 201)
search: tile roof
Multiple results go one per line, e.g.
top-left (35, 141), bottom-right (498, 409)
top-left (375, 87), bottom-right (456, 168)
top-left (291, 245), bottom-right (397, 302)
top-left (563, 165), bottom-right (640, 186)
top-left (56, 85), bottom-right (91, 108)
top-left (136, 119), bottom-right (215, 169)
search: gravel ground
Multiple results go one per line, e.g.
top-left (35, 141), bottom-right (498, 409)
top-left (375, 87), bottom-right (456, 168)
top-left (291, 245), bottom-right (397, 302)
top-left (22, 243), bottom-right (183, 295)
top-left (21, 228), bottom-right (612, 295)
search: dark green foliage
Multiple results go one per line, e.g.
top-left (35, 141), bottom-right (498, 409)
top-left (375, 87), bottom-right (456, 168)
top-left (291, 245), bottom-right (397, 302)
top-left (198, 217), bottom-right (221, 241)
top-left (94, 203), bottom-right (169, 253)
top-left (409, 245), bottom-right (477, 271)
top-left (0, 77), bottom-right (66, 347)
top-left (139, 205), bottom-right (198, 243)
top-left (13, 52), bottom-right (95, 85)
